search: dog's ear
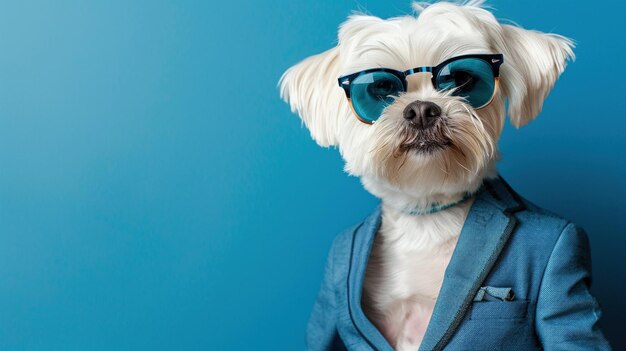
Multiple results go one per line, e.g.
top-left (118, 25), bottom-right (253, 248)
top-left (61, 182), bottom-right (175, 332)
top-left (497, 24), bottom-right (575, 128)
top-left (279, 47), bottom-right (342, 147)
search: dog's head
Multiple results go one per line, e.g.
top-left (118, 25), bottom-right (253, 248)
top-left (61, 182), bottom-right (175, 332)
top-left (279, 1), bottom-right (574, 208)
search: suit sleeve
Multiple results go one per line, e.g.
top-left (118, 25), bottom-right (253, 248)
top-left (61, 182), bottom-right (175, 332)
top-left (306, 239), bottom-right (347, 351)
top-left (535, 223), bottom-right (611, 350)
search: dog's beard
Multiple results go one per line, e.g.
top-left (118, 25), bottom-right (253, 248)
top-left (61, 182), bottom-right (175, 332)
top-left (395, 119), bottom-right (452, 157)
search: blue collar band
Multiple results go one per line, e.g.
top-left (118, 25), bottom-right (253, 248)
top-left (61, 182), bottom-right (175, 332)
top-left (398, 192), bottom-right (474, 215)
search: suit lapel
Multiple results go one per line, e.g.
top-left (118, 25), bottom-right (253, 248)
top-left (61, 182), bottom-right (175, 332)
top-left (419, 178), bottom-right (522, 351)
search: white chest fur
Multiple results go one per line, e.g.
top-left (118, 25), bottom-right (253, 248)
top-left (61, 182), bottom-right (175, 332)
top-left (361, 198), bottom-right (474, 351)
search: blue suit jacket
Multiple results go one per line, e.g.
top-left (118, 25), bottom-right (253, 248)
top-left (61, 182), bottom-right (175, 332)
top-left (307, 175), bottom-right (611, 350)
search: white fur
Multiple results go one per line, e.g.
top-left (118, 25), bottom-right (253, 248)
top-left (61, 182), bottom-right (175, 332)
top-left (279, 1), bottom-right (574, 349)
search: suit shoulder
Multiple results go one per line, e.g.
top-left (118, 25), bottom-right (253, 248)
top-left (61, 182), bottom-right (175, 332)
top-left (487, 176), bottom-right (573, 234)
top-left (518, 195), bottom-right (570, 224)
top-left (330, 223), bottom-right (359, 255)
top-left (519, 195), bottom-right (562, 218)
top-left (510, 193), bottom-right (576, 247)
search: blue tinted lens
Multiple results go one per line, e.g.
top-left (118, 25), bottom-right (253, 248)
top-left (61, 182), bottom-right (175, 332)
top-left (350, 71), bottom-right (404, 123)
top-left (435, 58), bottom-right (495, 108)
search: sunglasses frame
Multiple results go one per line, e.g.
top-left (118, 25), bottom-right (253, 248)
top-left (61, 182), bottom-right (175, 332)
top-left (337, 53), bottom-right (504, 124)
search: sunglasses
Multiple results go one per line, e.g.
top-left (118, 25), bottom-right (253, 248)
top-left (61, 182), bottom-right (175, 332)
top-left (337, 54), bottom-right (504, 124)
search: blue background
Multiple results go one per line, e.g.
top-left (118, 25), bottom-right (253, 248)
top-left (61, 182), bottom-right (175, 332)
top-left (0, 0), bottom-right (624, 350)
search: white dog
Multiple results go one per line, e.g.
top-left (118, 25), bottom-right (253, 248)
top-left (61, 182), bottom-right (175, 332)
top-left (278, 1), bottom-right (605, 350)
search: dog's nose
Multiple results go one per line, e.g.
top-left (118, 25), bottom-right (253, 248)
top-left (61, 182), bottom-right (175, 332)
top-left (403, 101), bottom-right (441, 129)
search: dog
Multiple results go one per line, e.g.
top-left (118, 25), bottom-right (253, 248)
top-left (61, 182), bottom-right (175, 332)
top-left (279, 1), bottom-right (610, 350)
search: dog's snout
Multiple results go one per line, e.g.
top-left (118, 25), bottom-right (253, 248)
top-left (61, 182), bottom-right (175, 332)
top-left (403, 101), bottom-right (441, 129)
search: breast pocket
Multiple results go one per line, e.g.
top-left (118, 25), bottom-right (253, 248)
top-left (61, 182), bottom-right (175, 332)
top-left (469, 300), bottom-right (529, 320)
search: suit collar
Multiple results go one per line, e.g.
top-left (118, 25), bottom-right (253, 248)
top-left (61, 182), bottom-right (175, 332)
top-left (346, 175), bottom-right (525, 351)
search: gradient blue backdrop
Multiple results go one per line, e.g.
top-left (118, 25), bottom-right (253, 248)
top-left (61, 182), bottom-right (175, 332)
top-left (0, 0), bottom-right (624, 350)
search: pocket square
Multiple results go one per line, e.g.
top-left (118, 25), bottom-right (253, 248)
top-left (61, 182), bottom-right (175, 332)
top-left (473, 286), bottom-right (515, 302)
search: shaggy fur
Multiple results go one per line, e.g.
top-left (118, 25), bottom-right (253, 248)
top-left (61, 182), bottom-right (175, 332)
top-left (279, 1), bottom-right (574, 349)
